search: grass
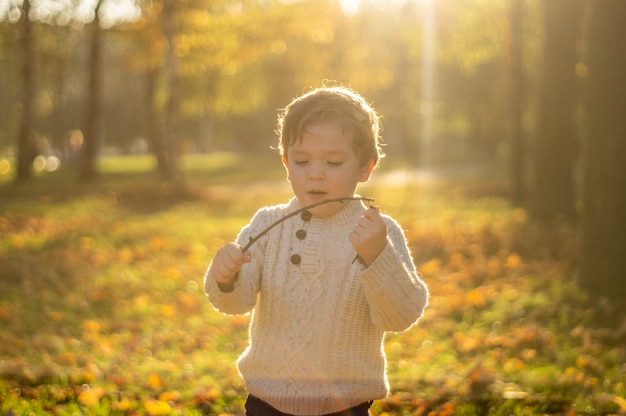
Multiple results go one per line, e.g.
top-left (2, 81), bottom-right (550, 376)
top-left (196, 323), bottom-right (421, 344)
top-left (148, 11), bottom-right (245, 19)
top-left (0, 153), bottom-right (624, 415)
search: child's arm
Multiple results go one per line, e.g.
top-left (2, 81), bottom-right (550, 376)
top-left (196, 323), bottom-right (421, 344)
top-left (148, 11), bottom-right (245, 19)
top-left (204, 207), bottom-right (270, 315)
top-left (205, 241), bottom-right (261, 315)
top-left (358, 217), bottom-right (429, 332)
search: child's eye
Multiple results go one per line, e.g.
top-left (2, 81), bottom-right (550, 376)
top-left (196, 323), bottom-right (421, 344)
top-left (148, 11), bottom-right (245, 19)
top-left (294, 160), bottom-right (309, 166)
top-left (327, 161), bottom-right (344, 167)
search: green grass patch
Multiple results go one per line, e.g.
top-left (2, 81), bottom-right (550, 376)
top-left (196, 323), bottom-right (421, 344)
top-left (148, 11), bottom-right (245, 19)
top-left (0, 154), bottom-right (624, 415)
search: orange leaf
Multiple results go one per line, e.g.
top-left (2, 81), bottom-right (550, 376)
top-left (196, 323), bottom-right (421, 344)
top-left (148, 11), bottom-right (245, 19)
top-left (78, 386), bottom-right (105, 408)
top-left (148, 373), bottom-right (162, 389)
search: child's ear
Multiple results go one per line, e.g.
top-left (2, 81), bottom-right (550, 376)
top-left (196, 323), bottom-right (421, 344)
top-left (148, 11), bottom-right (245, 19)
top-left (358, 159), bottom-right (376, 182)
top-left (282, 155), bottom-right (291, 181)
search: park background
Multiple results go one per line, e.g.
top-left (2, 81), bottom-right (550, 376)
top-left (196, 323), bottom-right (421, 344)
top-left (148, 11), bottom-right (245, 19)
top-left (0, 0), bottom-right (625, 414)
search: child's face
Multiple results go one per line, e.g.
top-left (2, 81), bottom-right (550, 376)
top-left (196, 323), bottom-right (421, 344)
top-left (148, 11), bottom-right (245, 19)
top-left (282, 121), bottom-right (374, 218)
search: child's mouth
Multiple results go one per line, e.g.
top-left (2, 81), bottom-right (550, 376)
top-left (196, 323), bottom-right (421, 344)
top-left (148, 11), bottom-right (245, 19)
top-left (307, 191), bottom-right (328, 199)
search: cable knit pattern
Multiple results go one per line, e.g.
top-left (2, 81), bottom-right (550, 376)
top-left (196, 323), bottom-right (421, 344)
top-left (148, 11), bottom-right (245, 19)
top-left (205, 198), bottom-right (428, 415)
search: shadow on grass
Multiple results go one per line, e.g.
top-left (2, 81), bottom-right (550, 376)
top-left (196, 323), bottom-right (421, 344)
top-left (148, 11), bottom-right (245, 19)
top-left (0, 153), bottom-right (286, 214)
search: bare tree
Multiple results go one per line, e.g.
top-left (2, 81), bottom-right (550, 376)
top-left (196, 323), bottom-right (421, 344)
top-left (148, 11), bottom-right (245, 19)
top-left (507, 0), bottom-right (524, 207)
top-left (81, 0), bottom-right (104, 181)
top-left (14, 0), bottom-right (36, 183)
top-left (158, 0), bottom-right (184, 191)
top-left (528, 0), bottom-right (581, 222)
top-left (579, 0), bottom-right (626, 308)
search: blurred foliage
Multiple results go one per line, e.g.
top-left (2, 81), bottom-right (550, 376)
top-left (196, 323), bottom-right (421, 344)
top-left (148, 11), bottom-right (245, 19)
top-left (0, 154), bottom-right (624, 415)
top-left (0, 0), bottom-right (539, 163)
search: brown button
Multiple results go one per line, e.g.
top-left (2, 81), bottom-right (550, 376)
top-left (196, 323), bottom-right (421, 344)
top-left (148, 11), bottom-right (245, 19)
top-left (290, 254), bottom-right (301, 265)
top-left (296, 229), bottom-right (307, 239)
top-left (301, 211), bottom-right (312, 221)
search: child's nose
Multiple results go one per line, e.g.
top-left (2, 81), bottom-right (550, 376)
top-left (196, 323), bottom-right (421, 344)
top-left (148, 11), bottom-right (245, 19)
top-left (308, 162), bottom-right (325, 180)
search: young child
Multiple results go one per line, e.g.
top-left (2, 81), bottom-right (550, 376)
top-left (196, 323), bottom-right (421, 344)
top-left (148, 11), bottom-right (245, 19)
top-left (204, 86), bottom-right (428, 416)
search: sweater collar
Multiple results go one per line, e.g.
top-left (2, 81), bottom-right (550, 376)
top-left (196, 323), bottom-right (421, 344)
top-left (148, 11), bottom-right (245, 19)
top-left (288, 196), bottom-right (367, 226)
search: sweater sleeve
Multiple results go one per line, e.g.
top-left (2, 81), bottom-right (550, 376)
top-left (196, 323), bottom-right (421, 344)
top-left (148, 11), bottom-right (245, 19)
top-left (204, 208), bottom-right (269, 315)
top-left (359, 216), bottom-right (429, 332)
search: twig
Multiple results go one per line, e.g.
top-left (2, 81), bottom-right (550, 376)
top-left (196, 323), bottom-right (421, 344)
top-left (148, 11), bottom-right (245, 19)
top-left (241, 196), bottom-right (375, 253)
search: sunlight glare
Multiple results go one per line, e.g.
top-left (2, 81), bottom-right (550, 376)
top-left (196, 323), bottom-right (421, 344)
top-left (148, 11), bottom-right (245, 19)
top-left (0, 0), bottom-right (9, 21)
top-left (0, 0), bottom-right (141, 25)
top-left (420, 0), bottom-right (435, 168)
top-left (340, 0), bottom-right (431, 16)
top-left (100, 0), bottom-right (141, 25)
top-left (340, 0), bottom-right (360, 16)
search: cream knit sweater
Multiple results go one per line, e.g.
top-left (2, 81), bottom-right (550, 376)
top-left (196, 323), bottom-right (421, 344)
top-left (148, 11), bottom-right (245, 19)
top-left (205, 198), bottom-right (428, 415)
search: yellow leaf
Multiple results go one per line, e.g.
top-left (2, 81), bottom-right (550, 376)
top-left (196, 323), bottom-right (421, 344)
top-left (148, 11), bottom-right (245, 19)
top-left (83, 371), bottom-right (96, 383)
top-left (134, 295), bottom-right (150, 309)
top-left (187, 252), bottom-right (201, 265)
top-left (504, 357), bottom-right (524, 372)
top-left (144, 398), bottom-right (173, 415)
top-left (177, 292), bottom-right (198, 313)
top-left (448, 253), bottom-right (465, 269)
top-left (148, 373), bottom-right (162, 389)
top-left (150, 236), bottom-right (164, 251)
top-left (79, 236), bottom-right (95, 250)
top-left (420, 258), bottom-right (441, 276)
top-left (613, 395), bottom-right (626, 411)
top-left (486, 256), bottom-right (501, 278)
top-left (159, 390), bottom-right (181, 402)
top-left (162, 267), bottom-right (182, 280)
top-left (11, 234), bottom-right (24, 248)
top-left (505, 254), bottom-right (522, 270)
top-left (78, 386), bottom-right (105, 408)
top-left (117, 248), bottom-right (134, 263)
top-left (453, 332), bottom-right (481, 352)
top-left (467, 289), bottom-right (486, 308)
top-left (134, 246), bottom-right (146, 260)
top-left (158, 304), bottom-right (176, 318)
top-left (522, 348), bottom-right (537, 361)
top-left (512, 208), bottom-right (527, 223)
top-left (114, 397), bottom-right (131, 411)
top-left (83, 320), bottom-right (101, 333)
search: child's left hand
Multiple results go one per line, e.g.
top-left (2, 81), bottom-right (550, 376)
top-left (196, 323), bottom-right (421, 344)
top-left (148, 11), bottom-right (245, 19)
top-left (350, 206), bottom-right (387, 266)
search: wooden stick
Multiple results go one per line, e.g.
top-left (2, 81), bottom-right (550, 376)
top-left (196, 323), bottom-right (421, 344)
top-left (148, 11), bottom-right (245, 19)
top-left (241, 196), bottom-right (375, 253)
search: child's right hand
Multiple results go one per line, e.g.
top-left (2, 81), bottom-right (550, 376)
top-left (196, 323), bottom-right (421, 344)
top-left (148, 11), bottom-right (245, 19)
top-left (210, 243), bottom-right (251, 288)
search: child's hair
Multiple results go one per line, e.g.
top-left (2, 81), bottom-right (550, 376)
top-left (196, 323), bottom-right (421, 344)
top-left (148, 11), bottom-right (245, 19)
top-left (276, 86), bottom-right (384, 167)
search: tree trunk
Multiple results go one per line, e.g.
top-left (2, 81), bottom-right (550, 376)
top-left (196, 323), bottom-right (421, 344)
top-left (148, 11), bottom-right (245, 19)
top-left (529, 0), bottom-right (581, 222)
top-left (159, 0), bottom-right (184, 190)
top-left (14, 0), bottom-right (36, 183)
top-left (144, 68), bottom-right (166, 167)
top-left (579, 0), bottom-right (626, 307)
top-left (507, 0), bottom-right (524, 207)
top-left (81, 0), bottom-right (103, 181)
